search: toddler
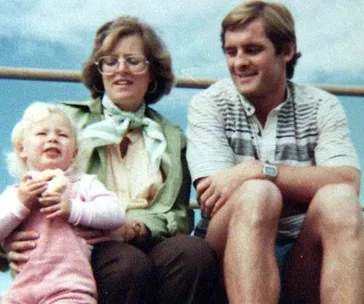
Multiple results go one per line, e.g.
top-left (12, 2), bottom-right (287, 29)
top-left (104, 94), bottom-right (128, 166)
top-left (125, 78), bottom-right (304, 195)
top-left (0, 102), bottom-right (126, 303)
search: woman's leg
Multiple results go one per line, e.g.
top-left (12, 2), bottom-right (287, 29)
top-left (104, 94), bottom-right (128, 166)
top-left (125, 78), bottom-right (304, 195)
top-left (91, 241), bottom-right (154, 304)
top-left (149, 234), bottom-right (220, 304)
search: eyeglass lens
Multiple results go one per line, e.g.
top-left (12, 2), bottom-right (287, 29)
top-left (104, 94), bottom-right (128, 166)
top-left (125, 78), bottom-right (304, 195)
top-left (97, 56), bottom-right (148, 74)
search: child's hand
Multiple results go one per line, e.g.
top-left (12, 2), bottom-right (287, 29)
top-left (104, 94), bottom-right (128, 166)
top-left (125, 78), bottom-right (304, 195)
top-left (38, 192), bottom-right (71, 220)
top-left (18, 174), bottom-right (48, 209)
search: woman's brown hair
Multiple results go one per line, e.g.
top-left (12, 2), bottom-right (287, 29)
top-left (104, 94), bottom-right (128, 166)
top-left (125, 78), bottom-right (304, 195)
top-left (82, 16), bottom-right (175, 104)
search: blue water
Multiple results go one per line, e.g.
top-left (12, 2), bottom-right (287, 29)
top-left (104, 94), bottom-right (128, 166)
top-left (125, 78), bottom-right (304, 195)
top-left (0, 271), bottom-right (11, 295)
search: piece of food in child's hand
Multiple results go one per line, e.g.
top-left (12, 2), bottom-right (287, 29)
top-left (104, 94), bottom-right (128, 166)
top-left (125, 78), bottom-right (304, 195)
top-left (29, 169), bottom-right (68, 193)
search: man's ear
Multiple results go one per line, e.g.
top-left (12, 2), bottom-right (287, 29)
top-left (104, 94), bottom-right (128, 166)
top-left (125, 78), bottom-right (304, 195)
top-left (283, 43), bottom-right (295, 63)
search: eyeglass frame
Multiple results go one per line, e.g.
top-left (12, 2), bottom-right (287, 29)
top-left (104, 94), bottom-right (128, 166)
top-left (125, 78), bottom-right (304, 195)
top-left (95, 55), bottom-right (150, 75)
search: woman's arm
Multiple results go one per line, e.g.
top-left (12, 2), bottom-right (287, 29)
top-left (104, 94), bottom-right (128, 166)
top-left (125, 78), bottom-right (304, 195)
top-left (127, 145), bottom-right (194, 245)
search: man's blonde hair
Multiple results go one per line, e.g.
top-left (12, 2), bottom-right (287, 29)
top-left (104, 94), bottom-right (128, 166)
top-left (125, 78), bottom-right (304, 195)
top-left (221, 0), bottom-right (301, 79)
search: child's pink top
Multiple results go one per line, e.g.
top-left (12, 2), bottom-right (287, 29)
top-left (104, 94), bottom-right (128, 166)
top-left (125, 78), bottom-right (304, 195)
top-left (0, 172), bottom-right (125, 303)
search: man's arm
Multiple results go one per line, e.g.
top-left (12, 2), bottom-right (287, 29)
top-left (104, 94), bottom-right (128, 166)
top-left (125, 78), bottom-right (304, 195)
top-left (190, 84), bottom-right (361, 218)
top-left (186, 81), bottom-right (237, 183)
top-left (197, 161), bottom-right (360, 217)
top-left (274, 164), bottom-right (360, 211)
top-left (196, 160), bottom-right (262, 216)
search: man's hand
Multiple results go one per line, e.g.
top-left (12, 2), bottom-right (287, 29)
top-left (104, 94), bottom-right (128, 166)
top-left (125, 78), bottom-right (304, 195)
top-left (18, 174), bottom-right (47, 209)
top-left (197, 160), bottom-right (263, 217)
top-left (38, 192), bottom-right (71, 220)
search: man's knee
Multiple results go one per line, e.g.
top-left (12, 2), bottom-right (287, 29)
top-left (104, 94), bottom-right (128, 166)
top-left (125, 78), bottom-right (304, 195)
top-left (311, 183), bottom-right (362, 234)
top-left (230, 180), bottom-right (282, 227)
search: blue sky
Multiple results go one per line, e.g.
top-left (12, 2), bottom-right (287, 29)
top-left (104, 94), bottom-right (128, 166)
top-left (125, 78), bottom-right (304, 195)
top-left (1, 0), bottom-right (364, 292)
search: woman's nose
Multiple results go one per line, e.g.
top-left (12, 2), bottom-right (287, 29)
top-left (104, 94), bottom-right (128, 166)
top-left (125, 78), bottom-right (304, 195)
top-left (116, 58), bottom-right (128, 73)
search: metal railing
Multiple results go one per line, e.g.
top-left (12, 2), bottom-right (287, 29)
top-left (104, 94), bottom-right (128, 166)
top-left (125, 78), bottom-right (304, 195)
top-left (1, 66), bottom-right (363, 210)
top-left (1, 66), bottom-right (364, 96)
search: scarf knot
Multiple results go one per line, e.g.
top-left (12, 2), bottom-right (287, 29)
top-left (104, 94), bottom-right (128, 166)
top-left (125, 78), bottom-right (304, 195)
top-left (82, 95), bottom-right (166, 169)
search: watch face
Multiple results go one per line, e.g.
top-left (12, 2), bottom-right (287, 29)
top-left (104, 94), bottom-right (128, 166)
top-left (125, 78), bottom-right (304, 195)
top-left (264, 164), bottom-right (277, 178)
top-left (266, 166), bottom-right (276, 176)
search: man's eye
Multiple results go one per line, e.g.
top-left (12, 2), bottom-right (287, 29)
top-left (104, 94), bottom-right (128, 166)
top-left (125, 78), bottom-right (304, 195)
top-left (246, 47), bottom-right (262, 55)
top-left (224, 49), bottom-right (237, 57)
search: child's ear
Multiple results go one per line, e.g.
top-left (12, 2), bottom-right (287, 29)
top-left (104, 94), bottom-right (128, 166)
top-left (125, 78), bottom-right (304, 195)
top-left (17, 143), bottom-right (27, 160)
top-left (72, 148), bottom-right (78, 161)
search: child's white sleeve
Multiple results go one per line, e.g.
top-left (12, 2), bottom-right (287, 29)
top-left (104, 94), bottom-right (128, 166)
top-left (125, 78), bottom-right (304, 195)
top-left (68, 175), bottom-right (125, 230)
top-left (0, 186), bottom-right (30, 241)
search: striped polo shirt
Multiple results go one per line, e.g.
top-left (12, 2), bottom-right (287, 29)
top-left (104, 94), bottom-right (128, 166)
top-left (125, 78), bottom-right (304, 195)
top-left (187, 79), bottom-right (360, 239)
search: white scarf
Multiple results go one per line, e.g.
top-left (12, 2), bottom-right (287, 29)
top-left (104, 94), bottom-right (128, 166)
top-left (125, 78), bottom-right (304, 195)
top-left (82, 95), bottom-right (167, 169)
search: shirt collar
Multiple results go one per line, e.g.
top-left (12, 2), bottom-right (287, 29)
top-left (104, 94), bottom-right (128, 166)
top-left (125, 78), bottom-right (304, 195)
top-left (64, 167), bottom-right (81, 182)
top-left (238, 94), bottom-right (256, 117)
top-left (237, 83), bottom-right (293, 117)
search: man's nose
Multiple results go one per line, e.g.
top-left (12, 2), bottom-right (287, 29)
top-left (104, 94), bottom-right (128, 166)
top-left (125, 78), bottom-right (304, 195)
top-left (235, 53), bottom-right (249, 66)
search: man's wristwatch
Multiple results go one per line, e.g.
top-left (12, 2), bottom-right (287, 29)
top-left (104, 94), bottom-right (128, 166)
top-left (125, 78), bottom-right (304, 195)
top-left (263, 162), bottom-right (278, 180)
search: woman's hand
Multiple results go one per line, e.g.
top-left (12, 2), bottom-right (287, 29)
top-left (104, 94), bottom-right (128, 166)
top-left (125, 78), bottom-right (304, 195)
top-left (75, 219), bottom-right (149, 245)
top-left (3, 230), bottom-right (39, 274)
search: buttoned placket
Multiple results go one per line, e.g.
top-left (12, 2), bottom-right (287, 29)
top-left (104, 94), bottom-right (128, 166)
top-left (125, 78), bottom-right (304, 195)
top-left (260, 107), bottom-right (280, 163)
top-left (246, 104), bottom-right (281, 163)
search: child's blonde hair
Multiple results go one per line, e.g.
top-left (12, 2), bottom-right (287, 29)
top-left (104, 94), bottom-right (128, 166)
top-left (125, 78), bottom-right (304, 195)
top-left (7, 102), bottom-right (80, 178)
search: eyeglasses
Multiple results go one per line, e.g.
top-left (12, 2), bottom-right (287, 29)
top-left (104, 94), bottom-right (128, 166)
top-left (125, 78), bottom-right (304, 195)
top-left (95, 55), bottom-right (150, 75)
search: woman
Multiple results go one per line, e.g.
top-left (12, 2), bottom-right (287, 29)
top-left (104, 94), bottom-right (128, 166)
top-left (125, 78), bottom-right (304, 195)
top-left (5, 16), bottom-right (218, 303)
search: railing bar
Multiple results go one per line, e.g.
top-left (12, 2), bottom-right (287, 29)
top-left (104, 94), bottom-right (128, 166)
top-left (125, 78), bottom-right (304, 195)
top-left (0, 66), bottom-right (81, 83)
top-left (1, 66), bottom-right (364, 96)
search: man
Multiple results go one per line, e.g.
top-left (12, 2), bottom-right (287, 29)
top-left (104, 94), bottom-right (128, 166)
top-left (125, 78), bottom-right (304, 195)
top-left (186, 1), bottom-right (364, 303)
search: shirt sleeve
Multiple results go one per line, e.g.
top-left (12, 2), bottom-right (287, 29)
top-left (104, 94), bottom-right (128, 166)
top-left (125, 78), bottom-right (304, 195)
top-left (68, 175), bottom-right (126, 230)
top-left (315, 94), bottom-right (360, 170)
top-left (186, 86), bottom-right (236, 182)
top-left (0, 186), bottom-right (30, 241)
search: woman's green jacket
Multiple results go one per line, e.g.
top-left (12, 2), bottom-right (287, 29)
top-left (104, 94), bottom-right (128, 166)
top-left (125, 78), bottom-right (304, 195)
top-left (60, 98), bottom-right (194, 246)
